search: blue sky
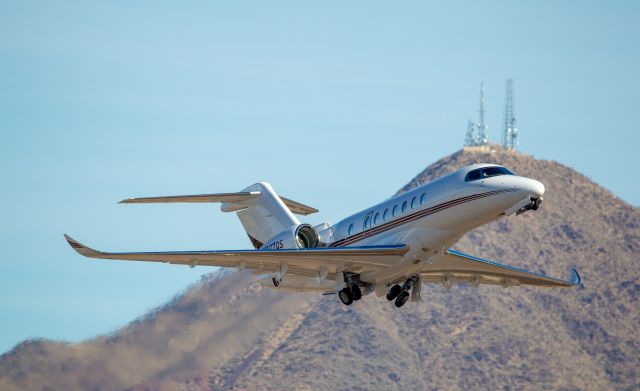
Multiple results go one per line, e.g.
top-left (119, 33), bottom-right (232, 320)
top-left (1, 1), bottom-right (638, 353)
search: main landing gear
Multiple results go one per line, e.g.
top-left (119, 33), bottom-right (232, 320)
top-left (386, 276), bottom-right (420, 308)
top-left (338, 284), bottom-right (362, 306)
top-left (336, 274), bottom-right (420, 308)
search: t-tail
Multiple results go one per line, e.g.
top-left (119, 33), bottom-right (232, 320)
top-left (119, 182), bottom-right (319, 249)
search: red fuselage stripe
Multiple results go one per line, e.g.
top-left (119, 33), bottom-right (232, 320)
top-left (329, 189), bottom-right (511, 247)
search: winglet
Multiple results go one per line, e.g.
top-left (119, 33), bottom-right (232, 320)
top-left (63, 234), bottom-right (101, 258)
top-left (569, 268), bottom-right (581, 285)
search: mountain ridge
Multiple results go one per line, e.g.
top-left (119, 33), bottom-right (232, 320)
top-left (2, 146), bottom-right (638, 390)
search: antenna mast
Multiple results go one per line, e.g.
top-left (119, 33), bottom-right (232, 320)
top-left (502, 79), bottom-right (518, 150)
top-left (477, 82), bottom-right (488, 145)
top-left (464, 120), bottom-right (476, 146)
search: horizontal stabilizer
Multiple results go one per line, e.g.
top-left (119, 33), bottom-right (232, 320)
top-left (119, 192), bottom-right (260, 204)
top-left (278, 196), bottom-right (319, 216)
top-left (119, 191), bottom-right (318, 215)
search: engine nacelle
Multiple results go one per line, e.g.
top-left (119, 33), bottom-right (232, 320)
top-left (260, 224), bottom-right (320, 250)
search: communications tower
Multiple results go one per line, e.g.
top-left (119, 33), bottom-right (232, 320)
top-left (478, 82), bottom-right (488, 145)
top-left (464, 82), bottom-right (489, 147)
top-left (502, 79), bottom-right (518, 150)
top-left (464, 120), bottom-right (476, 146)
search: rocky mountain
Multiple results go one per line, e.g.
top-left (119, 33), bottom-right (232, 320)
top-left (1, 146), bottom-right (639, 390)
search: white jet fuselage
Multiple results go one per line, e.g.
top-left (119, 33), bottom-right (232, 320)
top-left (324, 164), bottom-right (545, 283)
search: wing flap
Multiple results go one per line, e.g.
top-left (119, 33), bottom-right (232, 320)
top-left (64, 235), bottom-right (407, 276)
top-left (421, 249), bottom-right (581, 288)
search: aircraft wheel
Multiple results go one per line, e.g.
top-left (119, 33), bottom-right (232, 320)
top-left (338, 288), bottom-right (353, 305)
top-left (394, 291), bottom-right (410, 308)
top-left (532, 198), bottom-right (541, 210)
top-left (352, 285), bottom-right (362, 301)
top-left (386, 285), bottom-right (402, 301)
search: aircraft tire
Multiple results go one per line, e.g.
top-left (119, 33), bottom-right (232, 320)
top-left (531, 198), bottom-right (541, 211)
top-left (338, 288), bottom-right (353, 305)
top-left (352, 285), bottom-right (362, 301)
top-left (386, 285), bottom-right (402, 301)
top-left (394, 291), bottom-right (410, 308)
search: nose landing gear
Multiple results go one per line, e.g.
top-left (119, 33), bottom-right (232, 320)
top-left (516, 197), bottom-right (543, 215)
top-left (531, 197), bottom-right (542, 211)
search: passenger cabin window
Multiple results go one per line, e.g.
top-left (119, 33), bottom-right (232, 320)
top-left (401, 200), bottom-right (407, 213)
top-left (373, 212), bottom-right (379, 225)
top-left (411, 197), bottom-right (417, 209)
top-left (364, 216), bottom-right (371, 230)
top-left (383, 208), bottom-right (389, 221)
top-left (420, 193), bottom-right (427, 205)
top-left (465, 166), bottom-right (513, 182)
top-left (348, 223), bottom-right (354, 235)
top-left (392, 205), bottom-right (398, 216)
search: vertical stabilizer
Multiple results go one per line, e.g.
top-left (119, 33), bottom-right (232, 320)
top-left (223, 182), bottom-right (300, 248)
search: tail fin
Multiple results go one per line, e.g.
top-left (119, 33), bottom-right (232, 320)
top-left (228, 182), bottom-right (302, 248)
top-left (119, 182), bottom-right (317, 249)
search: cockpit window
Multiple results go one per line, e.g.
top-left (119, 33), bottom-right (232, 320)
top-left (465, 166), bottom-right (513, 182)
top-left (465, 169), bottom-right (482, 182)
top-left (483, 166), bottom-right (513, 177)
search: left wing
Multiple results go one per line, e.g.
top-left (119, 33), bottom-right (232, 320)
top-left (421, 249), bottom-right (581, 288)
top-left (64, 235), bottom-right (408, 279)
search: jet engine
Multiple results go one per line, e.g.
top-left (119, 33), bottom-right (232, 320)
top-left (260, 224), bottom-right (320, 250)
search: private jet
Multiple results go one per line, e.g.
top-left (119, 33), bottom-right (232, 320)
top-left (65, 163), bottom-right (581, 308)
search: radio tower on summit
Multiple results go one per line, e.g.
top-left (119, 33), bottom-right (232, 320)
top-left (464, 82), bottom-right (489, 147)
top-left (477, 82), bottom-right (488, 145)
top-left (502, 79), bottom-right (518, 150)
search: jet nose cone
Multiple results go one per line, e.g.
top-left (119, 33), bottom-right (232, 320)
top-left (528, 179), bottom-right (545, 198)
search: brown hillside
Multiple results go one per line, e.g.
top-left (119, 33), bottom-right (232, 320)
top-left (1, 146), bottom-right (639, 390)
